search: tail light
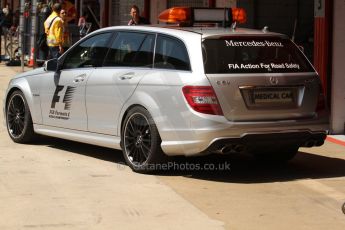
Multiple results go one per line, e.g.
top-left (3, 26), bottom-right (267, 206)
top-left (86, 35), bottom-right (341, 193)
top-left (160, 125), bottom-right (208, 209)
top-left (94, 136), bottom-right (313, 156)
top-left (182, 86), bottom-right (223, 115)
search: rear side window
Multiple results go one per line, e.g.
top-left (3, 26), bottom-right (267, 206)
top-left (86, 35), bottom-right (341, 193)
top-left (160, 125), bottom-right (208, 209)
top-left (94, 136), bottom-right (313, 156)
top-left (104, 32), bottom-right (155, 67)
top-left (203, 37), bottom-right (314, 74)
top-left (154, 35), bottom-right (190, 71)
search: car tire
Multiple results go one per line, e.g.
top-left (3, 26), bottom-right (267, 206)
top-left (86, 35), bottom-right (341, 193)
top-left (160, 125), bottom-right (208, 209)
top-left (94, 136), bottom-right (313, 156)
top-left (121, 106), bottom-right (167, 173)
top-left (6, 90), bottom-right (36, 143)
top-left (253, 147), bottom-right (298, 163)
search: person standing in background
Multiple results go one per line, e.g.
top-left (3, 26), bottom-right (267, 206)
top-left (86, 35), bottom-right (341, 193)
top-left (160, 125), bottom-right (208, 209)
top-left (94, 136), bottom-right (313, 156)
top-left (37, 2), bottom-right (52, 60)
top-left (78, 11), bottom-right (89, 37)
top-left (128, 5), bottom-right (149, 25)
top-left (44, 3), bottom-right (63, 58)
top-left (78, 11), bottom-right (88, 27)
top-left (60, 0), bottom-right (77, 24)
top-left (0, 6), bottom-right (12, 30)
top-left (60, 9), bottom-right (71, 52)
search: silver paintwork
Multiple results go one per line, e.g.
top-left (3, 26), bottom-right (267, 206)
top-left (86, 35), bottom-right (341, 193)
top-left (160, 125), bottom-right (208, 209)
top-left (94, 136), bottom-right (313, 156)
top-left (3, 26), bottom-right (329, 156)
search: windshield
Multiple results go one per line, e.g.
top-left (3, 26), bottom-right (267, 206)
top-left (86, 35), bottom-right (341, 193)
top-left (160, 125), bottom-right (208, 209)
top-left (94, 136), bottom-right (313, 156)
top-left (202, 36), bottom-right (314, 74)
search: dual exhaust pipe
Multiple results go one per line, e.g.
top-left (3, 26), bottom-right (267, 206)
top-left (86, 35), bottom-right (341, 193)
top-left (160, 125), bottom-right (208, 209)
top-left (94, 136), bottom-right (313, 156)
top-left (220, 144), bottom-right (246, 154)
top-left (302, 139), bottom-right (324, 147)
top-left (219, 138), bottom-right (324, 154)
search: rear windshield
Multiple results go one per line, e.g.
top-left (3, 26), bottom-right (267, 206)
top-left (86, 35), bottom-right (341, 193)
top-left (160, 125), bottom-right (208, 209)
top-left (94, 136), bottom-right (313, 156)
top-left (202, 37), bottom-right (314, 74)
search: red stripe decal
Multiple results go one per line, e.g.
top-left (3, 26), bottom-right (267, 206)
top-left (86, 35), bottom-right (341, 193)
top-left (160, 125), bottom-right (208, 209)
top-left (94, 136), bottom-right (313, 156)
top-left (326, 136), bottom-right (345, 147)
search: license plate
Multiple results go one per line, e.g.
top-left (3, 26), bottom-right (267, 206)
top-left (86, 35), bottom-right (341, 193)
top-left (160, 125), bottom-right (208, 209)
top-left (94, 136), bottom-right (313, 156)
top-left (253, 89), bottom-right (294, 104)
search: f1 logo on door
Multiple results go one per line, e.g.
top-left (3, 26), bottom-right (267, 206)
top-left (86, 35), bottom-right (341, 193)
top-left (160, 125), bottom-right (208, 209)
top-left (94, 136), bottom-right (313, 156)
top-left (50, 85), bottom-right (76, 110)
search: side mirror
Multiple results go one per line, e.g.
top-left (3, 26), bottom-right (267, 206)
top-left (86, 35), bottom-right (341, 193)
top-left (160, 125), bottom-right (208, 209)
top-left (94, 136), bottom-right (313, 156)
top-left (44, 59), bottom-right (59, 71)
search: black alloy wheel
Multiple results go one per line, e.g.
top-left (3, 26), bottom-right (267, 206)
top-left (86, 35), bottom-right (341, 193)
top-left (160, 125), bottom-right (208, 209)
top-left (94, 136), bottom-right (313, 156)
top-left (124, 112), bottom-right (151, 165)
top-left (122, 106), bottom-right (166, 172)
top-left (6, 90), bottom-right (35, 143)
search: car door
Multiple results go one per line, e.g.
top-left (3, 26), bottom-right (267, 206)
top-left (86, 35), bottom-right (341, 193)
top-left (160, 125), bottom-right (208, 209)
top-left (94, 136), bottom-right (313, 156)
top-left (40, 32), bottom-right (113, 130)
top-left (86, 31), bottom-right (155, 135)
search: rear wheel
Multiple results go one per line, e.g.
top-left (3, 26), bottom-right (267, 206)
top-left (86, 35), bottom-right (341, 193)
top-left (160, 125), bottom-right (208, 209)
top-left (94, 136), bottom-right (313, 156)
top-left (6, 90), bottom-right (36, 143)
top-left (121, 106), bottom-right (167, 173)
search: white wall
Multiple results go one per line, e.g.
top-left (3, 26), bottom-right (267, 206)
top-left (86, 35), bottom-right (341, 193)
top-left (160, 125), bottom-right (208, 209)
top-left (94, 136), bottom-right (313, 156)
top-left (331, 0), bottom-right (345, 134)
top-left (216, 0), bottom-right (236, 7)
top-left (150, 0), bottom-right (167, 25)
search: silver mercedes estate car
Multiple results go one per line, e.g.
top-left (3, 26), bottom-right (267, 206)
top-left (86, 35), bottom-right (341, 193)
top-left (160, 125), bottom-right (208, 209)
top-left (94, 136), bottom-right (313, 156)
top-left (3, 25), bottom-right (329, 172)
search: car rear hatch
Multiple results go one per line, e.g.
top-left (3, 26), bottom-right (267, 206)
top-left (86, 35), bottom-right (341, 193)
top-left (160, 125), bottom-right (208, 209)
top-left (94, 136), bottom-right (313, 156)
top-left (202, 35), bottom-right (321, 121)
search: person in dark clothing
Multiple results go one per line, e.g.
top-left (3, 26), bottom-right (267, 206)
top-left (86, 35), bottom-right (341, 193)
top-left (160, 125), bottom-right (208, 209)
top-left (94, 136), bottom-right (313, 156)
top-left (37, 3), bottom-right (52, 60)
top-left (0, 7), bottom-right (12, 29)
top-left (128, 5), bottom-right (149, 25)
top-left (0, 9), bottom-right (4, 36)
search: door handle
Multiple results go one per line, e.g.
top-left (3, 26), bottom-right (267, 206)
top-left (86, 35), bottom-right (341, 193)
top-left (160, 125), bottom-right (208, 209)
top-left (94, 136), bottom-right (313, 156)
top-left (73, 74), bottom-right (86, 83)
top-left (119, 72), bottom-right (135, 80)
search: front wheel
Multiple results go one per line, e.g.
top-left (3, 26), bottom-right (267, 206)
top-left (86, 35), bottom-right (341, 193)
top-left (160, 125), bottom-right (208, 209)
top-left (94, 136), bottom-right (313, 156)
top-left (6, 90), bottom-right (36, 143)
top-left (121, 106), bottom-right (167, 173)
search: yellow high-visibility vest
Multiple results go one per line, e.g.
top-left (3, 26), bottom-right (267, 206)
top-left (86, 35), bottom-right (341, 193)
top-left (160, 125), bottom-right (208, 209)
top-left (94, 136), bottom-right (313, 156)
top-left (44, 12), bottom-right (63, 47)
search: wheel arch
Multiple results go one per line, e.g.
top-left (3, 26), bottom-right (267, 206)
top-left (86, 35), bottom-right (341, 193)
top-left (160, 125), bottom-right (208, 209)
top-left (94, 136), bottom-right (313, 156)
top-left (5, 79), bottom-right (39, 124)
top-left (4, 86), bottom-right (37, 143)
top-left (119, 93), bottom-right (164, 138)
top-left (120, 104), bottom-right (145, 136)
top-left (5, 87), bottom-right (21, 111)
top-left (5, 86), bottom-right (34, 114)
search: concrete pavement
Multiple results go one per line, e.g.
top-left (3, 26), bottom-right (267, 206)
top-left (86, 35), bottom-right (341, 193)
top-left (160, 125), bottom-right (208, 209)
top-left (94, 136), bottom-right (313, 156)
top-left (0, 63), bottom-right (224, 229)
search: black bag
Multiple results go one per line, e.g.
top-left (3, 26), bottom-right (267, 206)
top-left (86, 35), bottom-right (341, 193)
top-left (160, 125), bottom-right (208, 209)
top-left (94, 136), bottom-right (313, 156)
top-left (37, 32), bottom-right (47, 50)
top-left (37, 16), bottom-right (58, 51)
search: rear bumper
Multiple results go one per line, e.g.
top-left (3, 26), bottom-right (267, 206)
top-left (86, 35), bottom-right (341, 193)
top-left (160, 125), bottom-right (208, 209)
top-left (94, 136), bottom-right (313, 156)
top-left (201, 130), bottom-right (327, 155)
top-left (159, 116), bottom-right (329, 156)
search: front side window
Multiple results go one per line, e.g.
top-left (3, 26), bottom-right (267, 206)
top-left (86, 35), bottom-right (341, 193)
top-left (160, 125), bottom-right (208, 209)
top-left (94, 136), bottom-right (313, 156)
top-left (62, 32), bottom-right (112, 69)
top-left (154, 35), bottom-right (190, 71)
top-left (203, 37), bottom-right (314, 74)
top-left (103, 32), bottom-right (155, 67)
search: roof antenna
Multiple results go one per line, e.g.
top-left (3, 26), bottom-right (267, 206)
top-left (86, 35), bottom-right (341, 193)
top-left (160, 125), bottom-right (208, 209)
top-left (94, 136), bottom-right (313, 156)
top-left (223, 7), bottom-right (227, 28)
top-left (262, 26), bottom-right (269, 33)
top-left (291, 18), bottom-right (297, 42)
top-left (231, 21), bottom-right (237, 31)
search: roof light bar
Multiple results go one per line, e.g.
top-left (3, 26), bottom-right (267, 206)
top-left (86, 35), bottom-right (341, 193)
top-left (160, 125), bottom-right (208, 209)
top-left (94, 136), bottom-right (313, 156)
top-left (158, 7), bottom-right (247, 27)
top-left (158, 7), bottom-right (191, 25)
top-left (232, 8), bottom-right (247, 24)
